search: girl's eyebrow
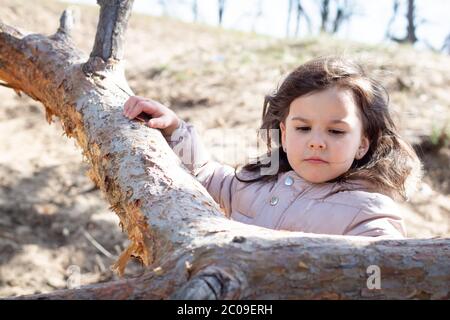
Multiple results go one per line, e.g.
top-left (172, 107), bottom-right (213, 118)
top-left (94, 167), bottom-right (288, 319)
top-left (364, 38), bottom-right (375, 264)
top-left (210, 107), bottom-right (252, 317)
top-left (291, 116), bottom-right (349, 125)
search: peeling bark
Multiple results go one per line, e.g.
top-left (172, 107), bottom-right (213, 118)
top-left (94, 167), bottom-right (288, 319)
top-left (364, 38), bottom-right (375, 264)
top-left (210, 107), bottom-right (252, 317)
top-left (1, 1), bottom-right (449, 300)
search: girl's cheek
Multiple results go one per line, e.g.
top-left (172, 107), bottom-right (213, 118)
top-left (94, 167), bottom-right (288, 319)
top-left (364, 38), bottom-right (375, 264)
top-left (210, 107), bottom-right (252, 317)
top-left (334, 134), bottom-right (354, 145)
top-left (330, 139), bottom-right (354, 158)
top-left (329, 138), bottom-right (346, 148)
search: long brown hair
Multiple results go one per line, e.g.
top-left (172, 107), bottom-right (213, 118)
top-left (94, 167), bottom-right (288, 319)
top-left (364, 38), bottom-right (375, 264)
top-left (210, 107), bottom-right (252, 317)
top-left (235, 56), bottom-right (422, 201)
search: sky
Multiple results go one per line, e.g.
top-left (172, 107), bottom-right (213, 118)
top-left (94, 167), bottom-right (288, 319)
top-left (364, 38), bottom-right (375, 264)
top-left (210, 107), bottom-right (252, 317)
top-left (62, 0), bottom-right (450, 51)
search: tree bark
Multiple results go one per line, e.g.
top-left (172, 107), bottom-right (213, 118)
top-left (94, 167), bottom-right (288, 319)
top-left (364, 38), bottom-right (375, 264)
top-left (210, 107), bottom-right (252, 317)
top-left (89, 0), bottom-right (134, 62)
top-left (405, 0), bottom-right (418, 43)
top-left (385, 0), bottom-right (400, 40)
top-left (1, 1), bottom-right (449, 300)
top-left (218, 0), bottom-right (226, 26)
top-left (390, 0), bottom-right (418, 44)
top-left (320, 0), bottom-right (330, 33)
top-left (332, 0), bottom-right (353, 34)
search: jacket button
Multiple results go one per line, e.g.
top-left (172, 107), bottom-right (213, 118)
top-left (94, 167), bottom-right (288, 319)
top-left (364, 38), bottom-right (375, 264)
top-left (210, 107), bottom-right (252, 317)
top-left (270, 196), bottom-right (279, 205)
top-left (284, 176), bottom-right (294, 186)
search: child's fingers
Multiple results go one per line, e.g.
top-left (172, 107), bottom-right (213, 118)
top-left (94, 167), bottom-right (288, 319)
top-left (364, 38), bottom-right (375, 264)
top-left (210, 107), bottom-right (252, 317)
top-left (128, 100), bottom-right (158, 119)
top-left (124, 96), bottom-right (154, 116)
top-left (124, 96), bottom-right (140, 114)
top-left (126, 101), bottom-right (144, 119)
top-left (147, 115), bottom-right (171, 129)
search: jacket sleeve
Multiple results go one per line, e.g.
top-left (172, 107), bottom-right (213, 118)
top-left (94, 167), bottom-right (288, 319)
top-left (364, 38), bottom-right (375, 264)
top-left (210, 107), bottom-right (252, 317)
top-left (343, 196), bottom-right (407, 238)
top-left (163, 120), bottom-right (240, 217)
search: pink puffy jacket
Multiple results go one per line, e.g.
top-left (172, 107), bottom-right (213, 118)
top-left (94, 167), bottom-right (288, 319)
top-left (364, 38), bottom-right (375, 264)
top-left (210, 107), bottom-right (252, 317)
top-left (165, 120), bottom-right (407, 238)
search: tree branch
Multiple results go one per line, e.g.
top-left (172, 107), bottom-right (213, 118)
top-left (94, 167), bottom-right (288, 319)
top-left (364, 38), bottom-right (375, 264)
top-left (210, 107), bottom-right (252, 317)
top-left (12, 237), bottom-right (450, 299)
top-left (89, 0), bottom-right (134, 63)
top-left (58, 9), bottom-right (74, 36)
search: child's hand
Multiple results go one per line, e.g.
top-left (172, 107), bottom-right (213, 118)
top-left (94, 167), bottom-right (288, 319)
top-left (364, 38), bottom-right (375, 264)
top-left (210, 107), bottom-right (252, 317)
top-left (123, 96), bottom-right (180, 136)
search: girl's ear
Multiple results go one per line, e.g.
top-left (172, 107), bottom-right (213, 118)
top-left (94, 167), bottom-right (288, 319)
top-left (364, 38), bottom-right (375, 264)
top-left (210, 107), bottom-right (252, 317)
top-left (280, 121), bottom-right (286, 150)
top-left (356, 135), bottom-right (370, 160)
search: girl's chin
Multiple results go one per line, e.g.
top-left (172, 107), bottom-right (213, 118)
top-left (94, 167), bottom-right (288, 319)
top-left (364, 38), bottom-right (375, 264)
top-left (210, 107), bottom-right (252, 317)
top-left (304, 177), bottom-right (329, 184)
top-left (296, 171), bottom-right (337, 184)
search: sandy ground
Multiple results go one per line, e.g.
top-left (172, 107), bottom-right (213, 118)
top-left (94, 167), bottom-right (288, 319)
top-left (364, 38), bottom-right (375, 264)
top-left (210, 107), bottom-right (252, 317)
top-left (0, 0), bottom-right (449, 297)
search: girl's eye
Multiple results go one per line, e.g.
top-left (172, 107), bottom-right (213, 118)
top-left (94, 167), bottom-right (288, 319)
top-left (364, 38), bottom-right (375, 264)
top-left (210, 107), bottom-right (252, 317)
top-left (295, 127), bottom-right (345, 135)
top-left (329, 129), bottom-right (345, 135)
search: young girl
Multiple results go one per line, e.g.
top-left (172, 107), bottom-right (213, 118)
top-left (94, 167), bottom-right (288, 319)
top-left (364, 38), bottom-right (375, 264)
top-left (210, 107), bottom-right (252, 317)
top-left (123, 56), bottom-right (422, 238)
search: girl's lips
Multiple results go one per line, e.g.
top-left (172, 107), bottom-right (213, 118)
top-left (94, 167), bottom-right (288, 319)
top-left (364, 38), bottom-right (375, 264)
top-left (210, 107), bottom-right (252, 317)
top-left (304, 159), bottom-right (328, 164)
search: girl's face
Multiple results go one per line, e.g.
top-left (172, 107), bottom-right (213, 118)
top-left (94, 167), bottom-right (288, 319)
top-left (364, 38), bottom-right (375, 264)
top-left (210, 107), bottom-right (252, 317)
top-left (280, 86), bottom-right (370, 183)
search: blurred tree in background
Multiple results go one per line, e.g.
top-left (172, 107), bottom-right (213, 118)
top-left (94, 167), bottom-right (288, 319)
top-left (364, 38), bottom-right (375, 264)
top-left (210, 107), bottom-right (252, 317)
top-left (150, 0), bottom-right (448, 52)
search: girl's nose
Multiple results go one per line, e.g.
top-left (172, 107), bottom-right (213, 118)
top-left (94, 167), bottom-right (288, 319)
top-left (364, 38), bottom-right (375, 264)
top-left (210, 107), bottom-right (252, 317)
top-left (308, 138), bottom-right (326, 150)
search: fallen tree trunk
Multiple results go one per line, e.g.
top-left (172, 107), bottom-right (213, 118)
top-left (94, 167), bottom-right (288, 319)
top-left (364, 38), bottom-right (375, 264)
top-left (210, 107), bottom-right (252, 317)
top-left (1, 1), bottom-right (449, 300)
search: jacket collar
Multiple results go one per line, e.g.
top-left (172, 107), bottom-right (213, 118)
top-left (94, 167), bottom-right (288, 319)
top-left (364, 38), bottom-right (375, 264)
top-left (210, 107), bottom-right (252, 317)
top-left (280, 170), bottom-right (347, 199)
